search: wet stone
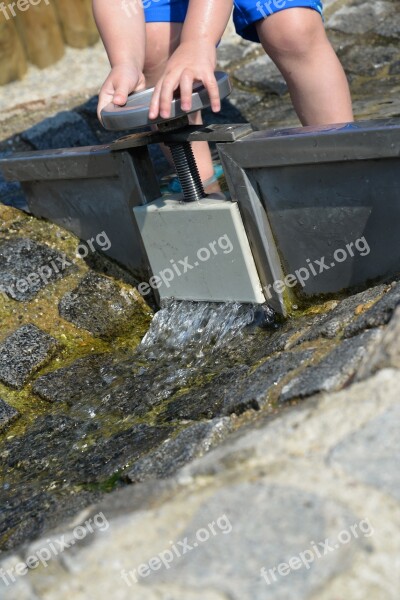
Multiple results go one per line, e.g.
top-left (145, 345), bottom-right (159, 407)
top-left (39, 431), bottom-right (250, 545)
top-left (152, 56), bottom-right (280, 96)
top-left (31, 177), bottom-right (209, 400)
top-left (357, 307), bottom-right (400, 378)
top-left (0, 324), bottom-right (59, 389)
top-left (33, 347), bottom-right (200, 419)
top-left (0, 237), bottom-right (74, 301)
top-left (0, 398), bottom-right (19, 432)
top-left (329, 404), bottom-right (400, 501)
top-left (162, 365), bottom-right (249, 422)
top-left (2, 413), bottom-right (172, 484)
top-left (58, 271), bottom-right (147, 338)
top-left (280, 330), bottom-right (380, 402)
top-left (293, 284), bottom-right (386, 346)
top-left (234, 54), bottom-right (288, 96)
top-left (242, 311), bottom-right (327, 362)
top-left (229, 349), bottom-right (315, 412)
top-left (21, 111), bottom-right (98, 150)
top-left (2, 414), bottom-right (99, 480)
top-left (0, 484), bottom-right (99, 553)
top-left (163, 349), bottom-right (314, 422)
top-left (126, 418), bottom-right (233, 484)
top-left (0, 486), bottom-right (57, 552)
top-left (32, 353), bottom-right (114, 405)
top-left (72, 423), bottom-right (173, 483)
top-left (343, 281), bottom-right (400, 337)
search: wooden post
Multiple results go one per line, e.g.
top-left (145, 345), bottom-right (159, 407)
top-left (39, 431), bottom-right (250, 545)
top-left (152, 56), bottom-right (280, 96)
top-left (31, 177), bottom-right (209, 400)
top-left (0, 19), bottom-right (27, 85)
top-left (15, 1), bottom-right (65, 69)
top-left (54, 0), bottom-right (99, 48)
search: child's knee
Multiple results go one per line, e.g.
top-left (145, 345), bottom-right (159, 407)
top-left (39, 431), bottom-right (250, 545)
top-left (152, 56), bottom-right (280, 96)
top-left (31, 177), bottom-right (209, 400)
top-left (259, 9), bottom-right (325, 57)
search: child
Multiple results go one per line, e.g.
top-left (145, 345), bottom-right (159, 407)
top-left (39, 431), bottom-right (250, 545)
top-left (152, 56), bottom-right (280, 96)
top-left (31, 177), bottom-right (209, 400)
top-left (93, 0), bottom-right (353, 185)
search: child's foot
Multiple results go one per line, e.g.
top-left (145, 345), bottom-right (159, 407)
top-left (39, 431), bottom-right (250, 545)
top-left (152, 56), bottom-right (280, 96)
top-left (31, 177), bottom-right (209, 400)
top-left (161, 164), bottom-right (225, 195)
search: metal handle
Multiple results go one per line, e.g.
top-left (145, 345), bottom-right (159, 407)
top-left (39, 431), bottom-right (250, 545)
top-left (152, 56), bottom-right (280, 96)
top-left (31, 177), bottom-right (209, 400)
top-left (101, 72), bottom-right (232, 131)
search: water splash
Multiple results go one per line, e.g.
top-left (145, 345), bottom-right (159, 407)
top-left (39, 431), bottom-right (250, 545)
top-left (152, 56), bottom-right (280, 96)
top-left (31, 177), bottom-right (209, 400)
top-left (139, 299), bottom-right (274, 363)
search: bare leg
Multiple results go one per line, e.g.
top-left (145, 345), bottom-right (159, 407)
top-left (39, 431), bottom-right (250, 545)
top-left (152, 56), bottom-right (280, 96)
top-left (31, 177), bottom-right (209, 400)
top-left (256, 8), bottom-right (353, 125)
top-left (144, 22), bottom-right (215, 183)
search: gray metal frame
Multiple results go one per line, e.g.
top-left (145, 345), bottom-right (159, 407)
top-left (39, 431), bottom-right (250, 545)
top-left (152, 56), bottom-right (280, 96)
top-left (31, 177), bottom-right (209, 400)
top-left (218, 118), bottom-right (400, 313)
top-left (0, 144), bottom-right (160, 279)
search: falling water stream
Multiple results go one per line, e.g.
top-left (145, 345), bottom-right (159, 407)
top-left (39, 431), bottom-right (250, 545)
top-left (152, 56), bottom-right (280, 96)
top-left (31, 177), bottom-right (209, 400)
top-left (0, 299), bottom-right (276, 552)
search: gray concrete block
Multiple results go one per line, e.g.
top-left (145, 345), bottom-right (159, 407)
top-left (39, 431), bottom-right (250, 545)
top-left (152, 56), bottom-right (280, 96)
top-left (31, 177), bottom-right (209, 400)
top-left (134, 196), bottom-right (265, 304)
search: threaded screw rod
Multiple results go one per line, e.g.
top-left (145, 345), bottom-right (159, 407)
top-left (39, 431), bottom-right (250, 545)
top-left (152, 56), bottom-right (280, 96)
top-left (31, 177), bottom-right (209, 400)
top-left (166, 142), bottom-right (206, 202)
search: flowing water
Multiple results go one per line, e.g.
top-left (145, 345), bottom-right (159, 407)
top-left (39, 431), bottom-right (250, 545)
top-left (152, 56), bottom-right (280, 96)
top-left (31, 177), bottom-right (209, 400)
top-left (140, 299), bottom-right (274, 365)
top-left (0, 300), bottom-right (276, 552)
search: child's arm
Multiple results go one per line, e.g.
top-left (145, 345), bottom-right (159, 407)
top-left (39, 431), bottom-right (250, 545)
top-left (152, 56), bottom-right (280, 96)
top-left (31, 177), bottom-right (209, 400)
top-left (93, 0), bottom-right (146, 120)
top-left (149, 0), bottom-right (233, 120)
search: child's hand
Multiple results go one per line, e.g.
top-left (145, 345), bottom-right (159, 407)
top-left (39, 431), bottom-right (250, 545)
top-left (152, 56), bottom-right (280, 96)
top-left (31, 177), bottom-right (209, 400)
top-left (149, 41), bottom-right (220, 120)
top-left (97, 64), bottom-right (146, 122)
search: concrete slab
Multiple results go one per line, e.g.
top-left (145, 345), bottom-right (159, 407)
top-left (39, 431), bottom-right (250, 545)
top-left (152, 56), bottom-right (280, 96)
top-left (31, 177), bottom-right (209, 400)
top-left (133, 196), bottom-right (266, 304)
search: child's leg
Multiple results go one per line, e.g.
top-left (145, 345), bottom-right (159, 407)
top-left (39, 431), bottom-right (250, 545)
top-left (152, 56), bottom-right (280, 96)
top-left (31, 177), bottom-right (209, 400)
top-left (144, 22), bottom-right (215, 183)
top-left (256, 8), bottom-right (353, 125)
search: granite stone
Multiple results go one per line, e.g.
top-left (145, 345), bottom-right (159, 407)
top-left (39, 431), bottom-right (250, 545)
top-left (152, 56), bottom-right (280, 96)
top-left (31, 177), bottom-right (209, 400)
top-left (162, 349), bottom-right (314, 422)
top-left (356, 306), bottom-right (400, 378)
top-left (338, 44), bottom-right (400, 77)
top-left (0, 324), bottom-right (59, 389)
top-left (293, 284), bottom-right (386, 345)
top-left (162, 365), bottom-right (250, 422)
top-left (126, 418), bottom-right (233, 483)
top-left (327, 1), bottom-right (393, 36)
top-left (343, 281), bottom-right (400, 337)
top-left (0, 237), bottom-right (74, 301)
top-left (280, 330), bottom-right (380, 402)
top-left (58, 272), bottom-right (148, 338)
top-left (228, 348), bottom-right (316, 411)
top-left (32, 353), bottom-right (114, 405)
top-left (0, 398), bottom-right (20, 432)
top-left (3, 414), bottom-right (172, 484)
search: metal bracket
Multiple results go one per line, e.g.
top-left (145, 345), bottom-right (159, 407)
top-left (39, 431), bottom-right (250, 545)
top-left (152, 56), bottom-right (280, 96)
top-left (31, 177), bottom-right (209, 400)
top-left (110, 123), bottom-right (253, 152)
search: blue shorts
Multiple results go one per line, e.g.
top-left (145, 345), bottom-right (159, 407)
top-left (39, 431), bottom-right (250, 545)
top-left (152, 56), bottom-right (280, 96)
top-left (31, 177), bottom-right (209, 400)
top-left (144, 0), bottom-right (323, 43)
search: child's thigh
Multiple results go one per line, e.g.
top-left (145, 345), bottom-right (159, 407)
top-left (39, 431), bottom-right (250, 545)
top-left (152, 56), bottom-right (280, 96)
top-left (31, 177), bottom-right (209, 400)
top-left (144, 22), bottom-right (183, 85)
top-left (233, 0), bottom-right (323, 43)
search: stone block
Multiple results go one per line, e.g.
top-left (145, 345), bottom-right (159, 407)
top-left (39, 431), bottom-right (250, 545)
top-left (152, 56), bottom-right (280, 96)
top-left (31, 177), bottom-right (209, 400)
top-left (0, 324), bottom-right (59, 389)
